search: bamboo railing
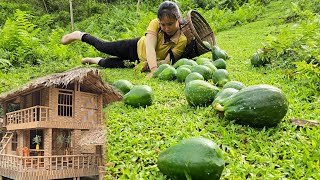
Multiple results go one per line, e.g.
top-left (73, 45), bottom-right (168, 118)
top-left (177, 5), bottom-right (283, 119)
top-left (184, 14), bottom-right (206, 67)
top-left (0, 154), bottom-right (101, 171)
top-left (6, 106), bottom-right (50, 125)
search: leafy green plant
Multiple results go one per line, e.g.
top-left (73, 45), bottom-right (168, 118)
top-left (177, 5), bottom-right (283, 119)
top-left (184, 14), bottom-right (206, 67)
top-left (261, 0), bottom-right (320, 66)
top-left (0, 10), bottom-right (41, 66)
top-left (0, 2), bottom-right (32, 26)
top-left (199, 1), bottom-right (264, 32)
top-left (133, 61), bottom-right (146, 79)
top-left (0, 9), bottom-right (85, 70)
top-left (0, 58), bottom-right (12, 71)
top-left (284, 0), bottom-right (320, 22)
top-left (293, 61), bottom-right (320, 100)
top-left (56, 134), bottom-right (64, 148)
top-left (32, 135), bottom-right (41, 145)
top-left (56, 134), bottom-right (71, 148)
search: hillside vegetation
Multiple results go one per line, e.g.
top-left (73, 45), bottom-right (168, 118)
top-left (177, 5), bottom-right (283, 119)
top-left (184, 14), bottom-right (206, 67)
top-left (0, 0), bottom-right (319, 179)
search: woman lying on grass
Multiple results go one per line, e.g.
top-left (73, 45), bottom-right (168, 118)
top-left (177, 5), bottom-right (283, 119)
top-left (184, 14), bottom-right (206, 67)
top-left (61, 1), bottom-right (187, 78)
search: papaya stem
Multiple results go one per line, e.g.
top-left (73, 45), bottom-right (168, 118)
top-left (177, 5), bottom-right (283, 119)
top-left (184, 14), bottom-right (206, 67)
top-left (214, 103), bottom-right (225, 111)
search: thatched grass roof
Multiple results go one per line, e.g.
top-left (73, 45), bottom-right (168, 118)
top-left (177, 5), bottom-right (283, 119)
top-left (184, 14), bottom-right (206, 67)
top-left (0, 67), bottom-right (122, 104)
top-left (78, 128), bottom-right (106, 146)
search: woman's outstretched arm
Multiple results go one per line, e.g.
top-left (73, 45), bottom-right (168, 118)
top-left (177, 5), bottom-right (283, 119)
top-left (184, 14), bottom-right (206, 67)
top-left (145, 33), bottom-right (158, 77)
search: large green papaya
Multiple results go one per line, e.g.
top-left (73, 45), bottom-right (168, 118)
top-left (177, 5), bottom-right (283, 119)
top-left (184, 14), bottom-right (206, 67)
top-left (213, 58), bottom-right (227, 69)
top-left (157, 137), bottom-right (225, 180)
top-left (214, 84), bottom-right (288, 127)
top-left (202, 61), bottom-right (217, 72)
top-left (195, 57), bottom-right (212, 65)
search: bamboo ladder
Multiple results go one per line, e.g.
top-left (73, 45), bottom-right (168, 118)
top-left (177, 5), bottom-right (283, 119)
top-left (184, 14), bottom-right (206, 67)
top-left (0, 131), bottom-right (14, 154)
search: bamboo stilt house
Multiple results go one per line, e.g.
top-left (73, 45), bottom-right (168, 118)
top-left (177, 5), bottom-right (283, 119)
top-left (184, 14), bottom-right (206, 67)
top-left (0, 67), bottom-right (122, 180)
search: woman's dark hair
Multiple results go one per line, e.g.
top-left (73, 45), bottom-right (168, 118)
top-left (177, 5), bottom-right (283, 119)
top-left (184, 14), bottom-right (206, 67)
top-left (157, 1), bottom-right (183, 23)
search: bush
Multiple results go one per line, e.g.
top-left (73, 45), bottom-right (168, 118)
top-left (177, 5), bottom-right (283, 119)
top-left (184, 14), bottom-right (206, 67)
top-left (262, 16), bottom-right (320, 68)
top-left (293, 61), bottom-right (320, 102)
top-left (193, 0), bottom-right (270, 10)
top-left (254, 1), bottom-right (320, 103)
top-left (0, 2), bottom-right (32, 26)
top-left (199, 2), bottom-right (263, 32)
top-left (284, 0), bottom-right (319, 23)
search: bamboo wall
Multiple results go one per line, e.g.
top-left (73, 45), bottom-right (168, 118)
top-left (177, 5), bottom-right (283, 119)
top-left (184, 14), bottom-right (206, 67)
top-left (48, 88), bottom-right (102, 128)
top-left (41, 88), bottom-right (49, 107)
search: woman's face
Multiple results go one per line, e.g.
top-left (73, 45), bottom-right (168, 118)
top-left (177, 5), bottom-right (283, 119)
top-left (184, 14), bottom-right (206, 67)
top-left (159, 16), bottom-right (179, 36)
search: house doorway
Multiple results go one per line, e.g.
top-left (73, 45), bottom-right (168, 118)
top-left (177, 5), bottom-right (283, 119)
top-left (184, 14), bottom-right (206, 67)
top-left (52, 129), bottom-right (72, 155)
top-left (30, 129), bottom-right (44, 149)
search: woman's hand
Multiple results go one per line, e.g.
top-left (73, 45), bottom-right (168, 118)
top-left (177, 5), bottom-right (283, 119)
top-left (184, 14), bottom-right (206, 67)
top-left (146, 66), bottom-right (158, 78)
top-left (146, 72), bottom-right (154, 78)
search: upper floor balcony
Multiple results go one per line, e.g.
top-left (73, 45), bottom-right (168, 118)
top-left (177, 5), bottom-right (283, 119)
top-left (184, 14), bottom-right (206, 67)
top-left (5, 106), bottom-right (101, 130)
top-left (6, 106), bottom-right (50, 125)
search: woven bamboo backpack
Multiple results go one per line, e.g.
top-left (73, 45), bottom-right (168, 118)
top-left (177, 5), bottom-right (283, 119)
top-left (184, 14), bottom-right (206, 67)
top-left (180, 10), bottom-right (216, 59)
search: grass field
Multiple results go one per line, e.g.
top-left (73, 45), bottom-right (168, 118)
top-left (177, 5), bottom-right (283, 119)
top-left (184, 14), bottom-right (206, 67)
top-left (101, 1), bottom-right (320, 179)
top-left (0, 0), bottom-right (319, 179)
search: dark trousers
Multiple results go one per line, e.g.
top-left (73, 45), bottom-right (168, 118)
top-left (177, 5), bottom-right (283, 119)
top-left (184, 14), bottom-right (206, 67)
top-left (81, 34), bottom-right (140, 68)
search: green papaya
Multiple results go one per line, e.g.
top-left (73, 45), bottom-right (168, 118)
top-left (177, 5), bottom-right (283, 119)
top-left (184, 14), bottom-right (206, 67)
top-left (158, 137), bottom-right (224, 180)
top-left (212, 46), bottom-right (229, 60)
top-left (173, 58), bottom-right (190, 68)
top-left (212, 88), bottom-right (239, 106)
top-left (159, 66), bottom-right (177, 81)
top-left (177, 64), bottom-right (192, 70)
top-left (203, 61), bottom-right (218, 72)
top-left (123, 85), bottom-right (153, 107)
top-left (195, 57), bottom-right (212, 65)
top-left (152, 64), bottom-right (170, 78)
top-left (223, 81), bottom-right (245, 90)
top-left (185, 72), bottom-right (204, 84)
top-left (184, 80), bottom-right (219, 107)
top-left (185, 59), bottom-right (198, 66)
top-left (251, 49), bottom-right (270, 67)
top-left (213, 58), bottom-right (227, 69)
top-left (214, 84), bottom-right (289, 127)
top-left (112, 80), bottom-right (133, 95)
top-left (191, 65), bottom-right (212, 80)
top-left (203, 41), bottom-right (212, 50)
top-left (176, 67), bottom-right (192, 83)
top-left (212, 69), bottom-right (230, 87)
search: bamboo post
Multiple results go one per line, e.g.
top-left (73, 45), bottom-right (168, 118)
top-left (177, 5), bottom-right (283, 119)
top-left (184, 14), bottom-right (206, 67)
top-left (42, 0), bottom-right (48, 13)
top-left (69, 0), bottom-right (74, 31)
top-left (136, 0), bottom-right (141, 12)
